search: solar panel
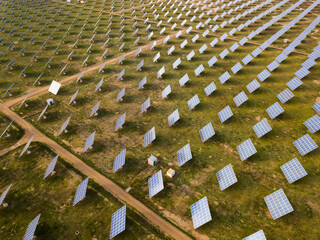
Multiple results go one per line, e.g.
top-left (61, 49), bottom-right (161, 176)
top-left (168, 109), bottom-right (180, 127)
top-left (23, 214), bottom-right (41, 240)
top-left (168, 45), bottom-right (175, 55)
top-left (157, 66), bottom-right (165, 78)
top-left (19, 136), bottom-right (34, 157)
top-left (0, 120), bottom-right (13, 138)
top-left (264, 188), bottom-right (293, 220)
top-left (242, 54), bottom-right (253, 65)
top-left (139, 77), bottom-right (147, 90)
top-left (148, 170), bottom-right (164, 198)
top-left (267, 61), bottom-right (279, 72)
top-left (90, 101), bottom-right (100, 117)
top-left (137, 60), bottom-right (144, 71)
top-left (188, 94), bottom-right (200, 110)
top-left (179, 74), bottom-right (189, 87)
top-left (110, 205), bottom-right (126, 239)
top-left (231, 62), bottom-right (243, 74)
top-left (173, 58), bottom-right (181, 69)
top-left (37, 105), bottom-right (48, 121)
top-left (117, 88), bottom-right (125, 102)
top-left (295, 67), bottom-right (310, 79)
top-left (180, 39), bottom-right (188, 49)
top-left (277, 88), bottom-right (294, 103)
top-left (251, 47), bottom-right (262, 57)
top-left (43, 155), bottom-right (58, 179)
top-left (187, 50), bottom-right (195, 61)
top-left (115, 113), bottom-right (126, 131)
top-left (275, 53), bottom-right (288, 63)
top-left (0, 184), bottom-right (12, 206)
top-left (293, 134), bottom-right (318, 156)
top-left (280, 158), bottom-right (307, 184)
top-left (253, 119), bottom-right (272, 138)
top-left (190, 197), bottom-right (212, 229)
top-left (83, 131), bottom-right (95, 153)
top-left (144, 127), bottom-right (156, 147)
top-left (230, 42), bottom-right (239, 52)
top-left (313, 101), bottom-right (320, 115)
top-left (162, 85), bottom-right (171, 99)
top-left (195, 64), bottom-right (205, 76)
top-left (219, 71), bottom-right (231, 84)
top-left (304, 115), bottom-right (320, 133)
top-left (237, 138), bottom-right (257, 161)
top-left (69, 90), bottom-right (79, 105)
top-left (199, 44), bottom-right (207, 54)
top-left (95, 79), bottom-right (104, 92)
top-left (239, 37), bottom-right (248, 46)
top-left (243, 230), bottom-right (267, 240)
top-left (246, 80), bottom-right (260, 93)
top-left (218, 105), bottom-right (233, 123)
top-left (216, 164), bottom-right (238, 190)
top-left (210, 38), bottom-right (218, 47)
top-left (233, 91), bottom-right (248, 107)
top-left (153, 52), bottom-right (160, 62)
top-left (141, 98), bottom-right (151, 113)
top-left (177, 143), bottom-right (192, 167)
top-left (48, 80), bottom-right (61, 95)
top-left (73, 177), bottom-right (89, 206)
top-left (113, 149), bottom-right (126, 173)
top-left (257, 69), bottom-right (271, 82)
top-left (199, 122), bottom-right (215, 142)
top-left (219, 49), bottom-right (229, 59)
top-left (286, 77), bottom-right (303, 91)
top-left (117, 68), bottom-right (125, 81)
top-left (266, 102), bottom-right (284, 119)
top-left (208, 56), bottom-right (218, 67)
top-left (204, 82), bottom-right (217, 96)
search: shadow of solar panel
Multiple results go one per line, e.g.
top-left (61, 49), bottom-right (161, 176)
top-left (216, 164), bottom-right (238, 191)
top-left (246, 80), bottom-right (260, 93)
top-left (243, 230), bottom-right (267, 240)
top-left (44, 155), bottom-right (58, 179)
top-left (293, 134), bottom-right (318, 156)
top-left (304, 115), bottom-right (320, 133)
top-left (199, 122), bottom-right (215, 142)
top-left (148, 170), bottom-right (164, 198)
top-left (113, 149), bottom-right (126, 173)
top-left (0, 184), bottom-right (12, 206)
top-left (286, 77), bottom-right (303, 91)
top-left (23, 214), bottom-right (41, 240)
top-left (177, 143), bottom-right (192, 166)
top-left (144, 127), bottom-right (156, 147)
top-left (233, 91), bottom-right (248, 107)
top-left (110, 205), bottom-right (126, 239)
top-left (218, 105), bottom-right (233, 123)
top-left (253, 119), bottom-right (272, 138)
top-left (237, 138), bottom-right (257, 161)
top-left (73, 177), bottom-right (89, 206)
top-left (266, 102), bottom-right (284, 119)
top-left (190, 197), bottom-right (212, 229)
top-left (277, 88), bottom-right (294, 103)
top-left (168, 109), bottom-right (180, 127)
top-left (280, 158), bottom-right (307, 184)
top-left (188, 94), bottom-right (200, 110)
top-left (264, 189), bottom-right (293, 220)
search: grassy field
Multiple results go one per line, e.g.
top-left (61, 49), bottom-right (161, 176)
top-left (0, 113), bottom-right (24, 148)
top-left (1, 0), bottom-right (320, 239)
top-left (0, 142), bottom-right (165, 239)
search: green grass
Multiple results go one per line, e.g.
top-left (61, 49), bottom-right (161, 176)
top-left (0, 142), bottom-right (165, 239)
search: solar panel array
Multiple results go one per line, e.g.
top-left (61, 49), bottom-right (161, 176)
top-left (148, 170), bottom-right (164, 198)
top-left (23, 214), bottom-right (41, 240)
top-left (216, 164), bottom-right (238, 191)
top-left (177, 143), bottom-right (192, 167)
top-left (280, 158), bottom-right (308, 184)
top-left (218, 105), bottom-right (233, 123)
top-left (304, 115), bottom-right (320, 133)
top-left (190, 197), bottom-right (212, 229)
top-left (237, 138), bottom-right (257, 161)
top-left (110, 205), bottom-right (126, 239)
top-left (253, 119), bottom-right (272, 138)
top-left (243, 230), bottom-right (267, 240)
top-left (264, 189), bottom-right (294, 220)
top-left (199, 122), bottom-right (215, 142)
top-left (113, 149), bottom-right (126, 173)
top-left (144, 127), bottom-right (156, 147)
top-left (293, 134), bottom-right (318, 156)
top-left (73, 177), bottom-right (89, 206)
